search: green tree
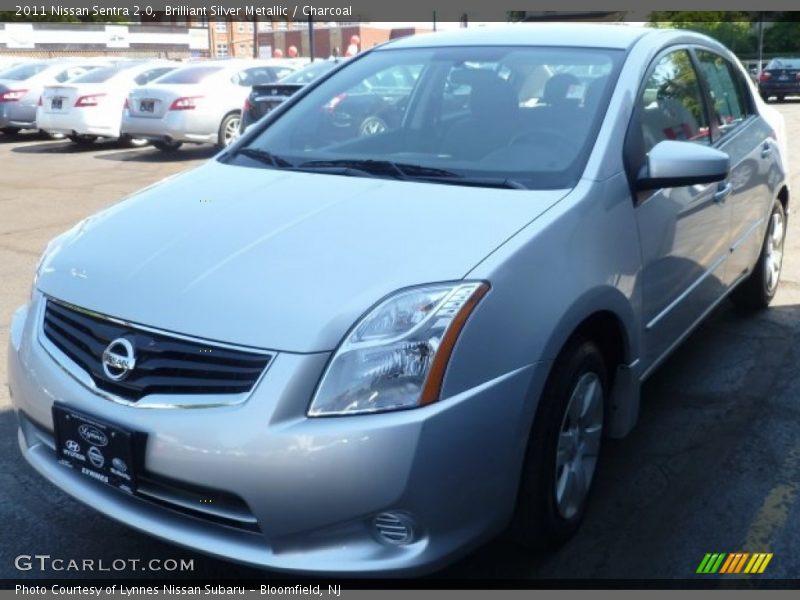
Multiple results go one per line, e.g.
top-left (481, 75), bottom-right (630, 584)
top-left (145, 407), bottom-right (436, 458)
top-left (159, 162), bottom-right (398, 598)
top-left (649, 12), bottom-right (757, 54)
top-left (763, 19), bottom-right (800, 54)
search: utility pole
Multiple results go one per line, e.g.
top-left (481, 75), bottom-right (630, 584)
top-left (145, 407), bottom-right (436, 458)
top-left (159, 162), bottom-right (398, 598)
top-left (757, 12), bottom-right (764, 77)
top-left (253, 13), bottom-right (258, 58)
top-left (308, 15), bottom-right (315, 62)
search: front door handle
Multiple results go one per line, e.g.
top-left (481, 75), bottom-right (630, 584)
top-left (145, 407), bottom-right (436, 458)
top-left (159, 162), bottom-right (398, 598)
top-left (714, 181), bottom-right (733, 203)
top-left (761, 142), bottom-right (772, 159)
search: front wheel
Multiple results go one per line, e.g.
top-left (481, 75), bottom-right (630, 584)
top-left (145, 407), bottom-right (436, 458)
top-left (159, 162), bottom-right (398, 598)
top-left (730, 200), bottom-right (786, 310)
top-left (1, 127), bottom-right (20, 135)
top-left (358, 115), bottom-right (387, 137)
top-left (511, 337), bottom-right (607, 550)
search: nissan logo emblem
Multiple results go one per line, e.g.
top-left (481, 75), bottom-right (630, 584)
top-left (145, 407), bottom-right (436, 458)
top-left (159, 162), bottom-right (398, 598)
top-left (102, 338), bottom-right (136, 381)
top-left (78, 424), bottom-right (108, 447)
top-left (87, 446), bottom-right (105, 469)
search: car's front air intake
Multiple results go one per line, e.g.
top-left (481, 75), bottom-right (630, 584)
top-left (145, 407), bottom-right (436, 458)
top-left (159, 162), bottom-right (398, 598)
top-left (42, 299), bottom-right (271, 402)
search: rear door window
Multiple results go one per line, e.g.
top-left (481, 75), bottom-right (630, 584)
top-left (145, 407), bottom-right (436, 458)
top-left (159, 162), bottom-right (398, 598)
top-left (695, 50), bottom-right (751, 141)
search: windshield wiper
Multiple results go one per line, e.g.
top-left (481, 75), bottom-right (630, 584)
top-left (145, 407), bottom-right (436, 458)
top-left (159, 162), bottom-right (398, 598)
top-left (232, 147), bottom-right (294, 168)
top-left (427, 176), bottom-right (528, 190)
top-left (294, 159), bottom-right (411, 180)
top-left (247, 156), bottom-right (528, 189)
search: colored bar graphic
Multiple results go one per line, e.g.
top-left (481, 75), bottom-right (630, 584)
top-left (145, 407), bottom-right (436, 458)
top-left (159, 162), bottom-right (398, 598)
top-left (720, 554), bottom-right (736, 573)
top-left (700, 552), bottom-right (774, 575)
top-left (697, 553), bottom-right (727, 573)
top-left (758, 554), bottom-right (773, 573)
top-left (735, 553), bottom-right (750, 573)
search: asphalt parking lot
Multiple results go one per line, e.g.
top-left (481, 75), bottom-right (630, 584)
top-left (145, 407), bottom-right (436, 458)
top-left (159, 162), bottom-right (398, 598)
top-left (2, 103), bottom-right (800, 582)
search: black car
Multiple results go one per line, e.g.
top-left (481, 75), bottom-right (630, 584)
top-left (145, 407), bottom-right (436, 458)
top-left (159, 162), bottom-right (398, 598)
top-left (240, 60), bottom-right (342, 132)
top-left (758, 57), bottom-right (800, 102)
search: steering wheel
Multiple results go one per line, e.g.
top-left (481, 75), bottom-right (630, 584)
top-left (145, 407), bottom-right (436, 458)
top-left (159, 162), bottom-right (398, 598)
top-left (509, 128), bottom-right (576, 155)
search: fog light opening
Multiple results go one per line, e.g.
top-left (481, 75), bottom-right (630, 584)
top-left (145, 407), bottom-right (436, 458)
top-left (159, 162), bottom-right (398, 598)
top-left (373, 512), bottom-right (416, 546)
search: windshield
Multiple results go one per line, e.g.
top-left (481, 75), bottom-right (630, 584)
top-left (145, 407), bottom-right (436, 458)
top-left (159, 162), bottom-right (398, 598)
top-left (156, 65), bottom-right (224, 84)
top-left (766, 58), bottom-right (800, 70)
top-left (280, 61), bottom-right (338, 85)
top-left (70, 65), bottom-right (122, 84)
top-left (236, 46), bottom-right (622, 189)
top-left (0, 61), bottom-right (50, 81)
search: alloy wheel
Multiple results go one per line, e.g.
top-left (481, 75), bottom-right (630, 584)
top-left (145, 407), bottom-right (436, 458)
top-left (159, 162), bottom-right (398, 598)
top-left (765, 210), bottom-right (785, 295)
top-left (554, 372), bottom-right (604, 520)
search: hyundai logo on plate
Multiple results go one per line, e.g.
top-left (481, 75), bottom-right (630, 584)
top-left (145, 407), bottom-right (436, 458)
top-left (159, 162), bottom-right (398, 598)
top-left (101, 338), bottom-right (136, 381)
top-left (78, 424), bottom-right (108, 447)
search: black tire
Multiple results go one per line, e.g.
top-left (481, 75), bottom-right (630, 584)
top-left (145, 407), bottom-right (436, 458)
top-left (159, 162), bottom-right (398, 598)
top-left (510, 337), bottom-right (608, 550)
top-left (152, 140), bottom-right (183, 152)
top-left (1, 127), bottom-right (20, 135)
top-left (119, 134), bottom-right (149, 148)
top-left (67, 135), bottom-right (97, 146)
top-left (730, 200), bottom-right (786, 311)
top-left (217, 112), bottom-right (241, 148)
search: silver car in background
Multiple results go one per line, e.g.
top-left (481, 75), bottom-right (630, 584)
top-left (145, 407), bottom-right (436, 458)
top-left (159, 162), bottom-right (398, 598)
top-left (36, 61), bottom-right (177, 147)
top-left (121, 60), bottom-right (297, 151)
top-left (8, 25), bottom-right (790, 575)
top-left (0, 58), bottom-right (113, 135)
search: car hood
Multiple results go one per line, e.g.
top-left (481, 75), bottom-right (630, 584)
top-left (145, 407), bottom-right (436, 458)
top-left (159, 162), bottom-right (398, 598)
top-left (37, 160), bottom-right (567, 352)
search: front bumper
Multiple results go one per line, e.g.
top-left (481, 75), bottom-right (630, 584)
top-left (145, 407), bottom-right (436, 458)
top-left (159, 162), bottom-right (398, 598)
top-left (8, 294), bottom-right (542, 575)
top-left (121, 110), bottom-right (217, 145)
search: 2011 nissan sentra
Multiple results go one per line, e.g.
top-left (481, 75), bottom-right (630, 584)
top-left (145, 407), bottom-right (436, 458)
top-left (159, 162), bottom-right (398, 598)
top-left (8, 25), bottom-right (790, 575)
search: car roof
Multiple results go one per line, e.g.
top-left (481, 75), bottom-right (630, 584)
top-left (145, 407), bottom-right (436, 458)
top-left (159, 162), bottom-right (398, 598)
top-left (379, 23), bottom-right (659, 51)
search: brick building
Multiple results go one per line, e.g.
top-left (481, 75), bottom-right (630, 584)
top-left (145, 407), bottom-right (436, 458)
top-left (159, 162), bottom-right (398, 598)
top-left (256, 23), bottom-right (432, 59)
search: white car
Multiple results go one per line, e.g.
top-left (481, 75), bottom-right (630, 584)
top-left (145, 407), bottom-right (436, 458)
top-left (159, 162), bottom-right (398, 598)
top-left (121, 60), bottom-right (297, 151)
top-left (36, 61), bottom-right (177, 146)
top-left (0, 58), bottom-right (114, 135)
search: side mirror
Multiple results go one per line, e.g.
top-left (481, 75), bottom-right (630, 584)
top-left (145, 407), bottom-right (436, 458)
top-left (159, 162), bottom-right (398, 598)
top-left (637, 140), bottom-right (730, 190)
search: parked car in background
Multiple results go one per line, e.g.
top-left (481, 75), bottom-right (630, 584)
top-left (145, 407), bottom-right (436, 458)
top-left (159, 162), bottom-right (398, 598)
top-left (36, 60), bottom-right (177, 147)
top-left (0, 58), bottom-right (114, 135)
top-left (0, 56), bottom-right (33, 74)
top-left (121, 60), bottom-right (297, 151)
top-left (758, 57), bottom-right (800, 102)
top-left (9, 25), bottom-right (790, 575)
top-left (240, 59), bottom-right (343, 132)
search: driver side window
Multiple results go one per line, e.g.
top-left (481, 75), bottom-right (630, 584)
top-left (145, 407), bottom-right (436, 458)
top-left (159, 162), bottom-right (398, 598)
top-left (640, 50), bottom-right (710, 152)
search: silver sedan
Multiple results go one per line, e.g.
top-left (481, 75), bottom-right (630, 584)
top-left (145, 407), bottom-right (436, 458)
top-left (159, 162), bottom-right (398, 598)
top-left (9, 24), bottom-right (789, 575)
top-left (121, 60), bottom-right (297, 151)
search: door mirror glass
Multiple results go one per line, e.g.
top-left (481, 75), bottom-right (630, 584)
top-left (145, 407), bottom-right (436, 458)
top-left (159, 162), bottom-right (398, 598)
top-left (637, 140), bottom-right (730, 190)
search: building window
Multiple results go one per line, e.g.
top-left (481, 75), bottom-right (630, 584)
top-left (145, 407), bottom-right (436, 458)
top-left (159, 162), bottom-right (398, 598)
top-left (216, 42), bottom-right (228, 57)
top-left (215, 21), bottom-right (227, 33)
top-left (237, 22), bottom-right (245, 33)
top-left (258, 21), bottom-right (272, 31)
top-left (247, 22), bottom-right (254, 33)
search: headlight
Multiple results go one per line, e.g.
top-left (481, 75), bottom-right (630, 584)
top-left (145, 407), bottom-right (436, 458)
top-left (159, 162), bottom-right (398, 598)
top-left (309, 281), bottom-right (489, 416)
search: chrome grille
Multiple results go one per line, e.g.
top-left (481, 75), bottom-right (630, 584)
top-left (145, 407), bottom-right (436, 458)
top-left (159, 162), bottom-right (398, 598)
top-left (42, 299), bottom-right (271, 402)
